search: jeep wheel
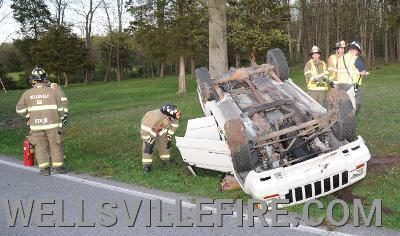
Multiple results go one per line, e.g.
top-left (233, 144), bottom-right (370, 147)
top-left (331, 95), bottom-right (357, 142)
top-left (266, 48), bottom-right (289, 81)
top-left (195, 67), bottom-right (217, 103)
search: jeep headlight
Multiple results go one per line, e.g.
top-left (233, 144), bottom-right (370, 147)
top-left (351, 163), bottom-right (365, 179)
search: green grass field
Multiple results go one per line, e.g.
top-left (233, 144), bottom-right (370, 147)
top-left (0, 64), bottom-right (399, 229)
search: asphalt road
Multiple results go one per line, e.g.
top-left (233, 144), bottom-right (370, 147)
top-left (0, 155), bottom-right (397, 236)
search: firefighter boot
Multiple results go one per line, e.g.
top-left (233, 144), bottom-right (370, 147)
top-left (162, 158), bottom-right (176, 165)
top-left (143, 165), bottom-right (152, 174)
top-left (53, 165), bottom-right (67, 174)
top-left (39, 167), bottom-right (51, 176)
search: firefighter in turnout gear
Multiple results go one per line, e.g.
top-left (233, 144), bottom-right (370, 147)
top-left (304, 46), bottom-right (330, 107)
top-left (16, 68), bottom-right (68, 176)
top-left (337, 41), bottom-right (367, 113)
top-left (48, 82), bottom-right (69, 123)
top-left (327, 40), bottom-right (346, 84)
top-left (140, 104), bottom-right (181, 174)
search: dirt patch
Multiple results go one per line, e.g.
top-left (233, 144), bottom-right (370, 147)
top-left (334, 187), bottom-right (395, 216)
top-left (368, 156), bottom-right (400, 173)
top-left (0, 117), bottom-right (25, 128)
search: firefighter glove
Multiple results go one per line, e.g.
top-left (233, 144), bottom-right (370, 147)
top-left (166, 134), bottom-right (173, 142)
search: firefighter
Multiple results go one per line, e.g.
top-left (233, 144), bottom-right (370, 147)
top-left (47, 81), bottom-right (69, 119)
top-left (304, 46), bottom-right (330, 107)
top-left (327, 40), bottom-right (346, 84)
top-left (140, 104), bottom-right (181, 174)
top-left (337, 41), bottom-right (367, 112)
top-left (16, 68), bottom-right (67, 176)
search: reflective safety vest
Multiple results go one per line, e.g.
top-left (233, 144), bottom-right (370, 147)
top-left (16, 84), bottom-right (65, 131)
top-left (327, 54), bottom-right (342, 83)
top-left (140, 109), bottom-right (179, 140)
top-left (304, 59), bottom-right (329, 91)
top-left (337, 52), bottom-right (363, 85)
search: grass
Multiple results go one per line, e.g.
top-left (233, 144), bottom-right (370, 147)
top-left (6, 72), bottom-right (24, 81)
top-left (0, 64), bottom-right (399, 229)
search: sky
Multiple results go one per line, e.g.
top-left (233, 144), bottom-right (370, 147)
top-left (0, 0), bottom-right (130, 44)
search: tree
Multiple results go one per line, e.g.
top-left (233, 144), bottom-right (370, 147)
top-left (0, 43), bottom-right (22, 72)
top-left (74, 0), bottom-right (102, 84)
top-left (227, 0), bottom-right (288, 66)
top-left (49, 0), bottom-right (71, 26)
top-left (38, 25), bottom-right (85, 86)
top-left (127, 0), bottom-right (172, 78)
top-left (208, 0), bottom-right (228, 78)
top-left (11, 0), bottom-right (53, 64)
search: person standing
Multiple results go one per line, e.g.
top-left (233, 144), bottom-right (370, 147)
top-left (304, 46), bottom-right (329, 106)
top-left (327, 40), bottom-right (346, 85)
top-left (337, 41), bottom-right (367, 112)
top-left (16, 68), bottom-right (68, 176)
top-left (140, 103), bottom-right (181, 174)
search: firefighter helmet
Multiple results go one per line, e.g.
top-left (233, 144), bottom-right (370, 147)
top-left (309, 46), bottom-right (321, 55)
top-left (334, 40), bottom-right (346, 50)
top-left (30, 67), bottom-right (48, 81)
top-left (348, 41), bottom-right (362, 53)
top-left (160, 103), bottom-right (181, 119)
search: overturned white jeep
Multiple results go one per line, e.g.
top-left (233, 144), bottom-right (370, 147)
top-left (176, 49), bottom-right (370, 206)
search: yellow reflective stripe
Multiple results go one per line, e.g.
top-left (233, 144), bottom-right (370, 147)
top-left (171, 123), bottom-right (179, 128)
top-left (16, 108), bottom-right (28, 114)
top-left (61, 97), bottom-right (68, 102)
top-left (159, 129), bottom-right (168, 136)
top-left (141, 125), bottom-right (156, 137)
top-left (141, 135), bottom-right (150, 139)
top-left (28, 105), bottom-right (57, 111)
top-left (64, 108), bottom-right (69, 113)
top-left (142, 159), bottom-right (153, 163)
top-left (167, 130), bottom-right (175, 135)
top-left (25, 114), bottom-right (30, 118)
top-left (39, 162), bottom-right (50, 168)
top-left (57, 107), bottom-right (64, 111)
top-left (30, 123), bottom-right (62, 131)
top-left (160, 154), bottom-right (170, 159)
top-left (52, 162), bottom-right (64, 167)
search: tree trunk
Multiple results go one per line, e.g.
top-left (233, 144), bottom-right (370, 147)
top-left (160, 61), bottom-right (165, 78)
top-left (208, 0), bottom-right (228, 79)
top-left (384, 27), bottom-right (389, 65)
top-left (324, 0), bottom-right (330, 61)
top-left (104, 44), bottom-right (113, 82)
top-left (367, 30), bottom-right (373, 68)
top-left (398, 29), bottom-right (400, 63)
top-left (296, 24), bottom-right (302, 61)
top-left (178, 51), bottom-right (186, 94)
top-left (190, 57), bottom-right (195, 79)
top-left (63, 73), bottom-right (68, 87)
top-left (250, 49), bottom-right (257, 66)
top-left (116, 40), bottom-right (121, 81)
top-left (287, 23), bottom-right (292, 61)
top-left (235, 54), bottom-right (240, 68)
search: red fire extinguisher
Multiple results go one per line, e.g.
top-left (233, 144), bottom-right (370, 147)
top-left (23, 138), bottom-right (35, 166)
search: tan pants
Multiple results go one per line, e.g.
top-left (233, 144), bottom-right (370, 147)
top-left (308, 90), bottom-right (328, 108)
top-left (142, 134), bottom-right (171, 166)
top-left (28, 128), bottom-right (64, 169)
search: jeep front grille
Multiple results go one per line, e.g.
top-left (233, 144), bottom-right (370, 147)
top-left (284, 171), bottom-right (349, 203)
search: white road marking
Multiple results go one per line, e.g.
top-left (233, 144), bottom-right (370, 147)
top-left (0, 158), bottom-right (352, 236)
